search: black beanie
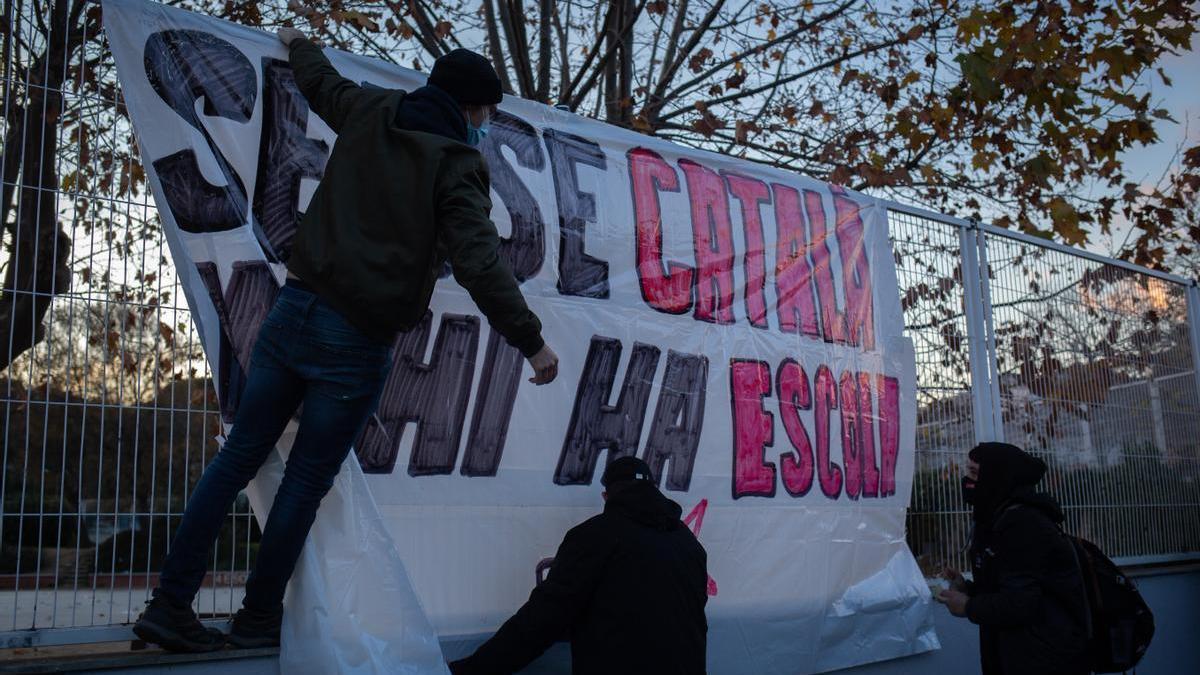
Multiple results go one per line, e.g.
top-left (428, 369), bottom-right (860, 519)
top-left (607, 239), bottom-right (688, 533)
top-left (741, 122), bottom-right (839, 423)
top-left (428, 49), bottom-right (503, 106)
top-left (601, 456), bottom-right (654, 488)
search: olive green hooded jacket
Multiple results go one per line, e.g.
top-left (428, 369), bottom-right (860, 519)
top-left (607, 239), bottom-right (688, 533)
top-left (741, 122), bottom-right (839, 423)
top-left (286, 40), bottom-right (544, 357)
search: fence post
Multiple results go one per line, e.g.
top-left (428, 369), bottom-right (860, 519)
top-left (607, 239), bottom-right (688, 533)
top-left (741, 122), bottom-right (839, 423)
top-left (974, 230), bottom-right (1005, 441)
top-left (959, 222), bottom-right (997, 443)
top-left (1188, 281), bottom-right (1200, 407)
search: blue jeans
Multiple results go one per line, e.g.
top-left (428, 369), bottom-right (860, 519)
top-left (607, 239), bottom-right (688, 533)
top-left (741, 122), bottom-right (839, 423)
top-left (157, 283), bottom-right (391, 611)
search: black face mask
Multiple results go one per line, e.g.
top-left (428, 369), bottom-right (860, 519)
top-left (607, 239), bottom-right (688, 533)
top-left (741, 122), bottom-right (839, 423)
top-left (961, 475), bottom-right (977, 505)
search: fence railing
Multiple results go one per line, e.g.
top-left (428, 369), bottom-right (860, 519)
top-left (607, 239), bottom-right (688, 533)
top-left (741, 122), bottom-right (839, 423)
top-left (889, 203), bottom-right (1200, 575)
top-left (1, 0), bottom-right (1199, 649)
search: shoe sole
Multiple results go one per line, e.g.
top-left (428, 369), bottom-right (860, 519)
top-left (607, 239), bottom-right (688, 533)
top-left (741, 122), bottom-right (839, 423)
top-left (227, 632), bottom-right (280, 649)
top-left (133, 618), bottom-right (226, 653)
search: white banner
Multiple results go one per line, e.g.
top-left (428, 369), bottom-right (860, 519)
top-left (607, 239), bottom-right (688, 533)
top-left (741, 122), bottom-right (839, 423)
top-left (103, 1), bottom-right (938, 672)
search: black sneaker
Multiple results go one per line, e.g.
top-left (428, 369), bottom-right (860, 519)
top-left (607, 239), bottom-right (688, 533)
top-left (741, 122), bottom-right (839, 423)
top-left (227, 605), bottom-right (282, 649)
top-left (133, 595), bottom-right (226, 653)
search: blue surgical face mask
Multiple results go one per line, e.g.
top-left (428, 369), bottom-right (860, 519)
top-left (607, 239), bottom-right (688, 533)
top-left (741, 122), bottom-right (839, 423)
top-left (466, 120), bottom-right (490, 147)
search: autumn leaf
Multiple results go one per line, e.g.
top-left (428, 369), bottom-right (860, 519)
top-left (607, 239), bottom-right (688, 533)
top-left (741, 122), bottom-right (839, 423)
top-left (735, 120), bottom-right (760, 144)
top-left (692, 108), bottom-right (726, 137)
top-left (336, 10), bottom-right (379, 32)
top-left (1047, 197), bottom-right (1086, 245)
top-left (956, 52), bottom-right (1000, 101)
top-left (688, 48), bottom-right (714, 73)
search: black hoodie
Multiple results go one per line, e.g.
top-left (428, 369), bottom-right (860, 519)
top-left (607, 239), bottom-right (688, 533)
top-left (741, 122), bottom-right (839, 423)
top-left (450, 482), bottom-right (708, 675)
top-left (965, 444), bottom-right (1089, 675)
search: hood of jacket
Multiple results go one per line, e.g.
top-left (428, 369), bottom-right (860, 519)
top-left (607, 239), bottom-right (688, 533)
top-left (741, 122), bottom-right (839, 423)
top-left (969, 442), bottom-right (1047, 526)
top-left (393, 84), bottom-right (467, 143)
top-left (603, 481), bottom-right (684, 531)
top-left (1009, 488), bottom-right (1066, 525)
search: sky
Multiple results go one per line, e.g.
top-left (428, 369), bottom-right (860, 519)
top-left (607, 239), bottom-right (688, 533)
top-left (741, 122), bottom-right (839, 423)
top-left (1093, 37), bottom-right (1200, 261)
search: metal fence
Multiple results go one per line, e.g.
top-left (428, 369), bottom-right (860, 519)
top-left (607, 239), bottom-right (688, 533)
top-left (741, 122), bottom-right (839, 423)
top-left (891, 204), bottom-right (1200, 575)
top-left (0, 0), bottom-right (254, 646)
top-left (1, 0), bottom-right (1199, 649)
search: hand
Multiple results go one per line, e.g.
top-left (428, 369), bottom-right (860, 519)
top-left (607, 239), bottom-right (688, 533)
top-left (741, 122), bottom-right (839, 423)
top-left (277, 27), bottom-right (305, 47)
top-left (526, 344), bottom-right (558, 385)
top-left (937, 589), bottom-right (970, 617)
top-left (941, 566), bottom-right (968, 593)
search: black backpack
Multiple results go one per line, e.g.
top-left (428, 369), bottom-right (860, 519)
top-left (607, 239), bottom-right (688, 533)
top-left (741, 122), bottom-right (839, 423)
top-left (1065, 535), bottom-right (1155, 673)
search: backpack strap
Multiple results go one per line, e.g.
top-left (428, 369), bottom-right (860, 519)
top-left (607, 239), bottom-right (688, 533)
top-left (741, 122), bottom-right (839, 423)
top-left (1057, 523), bottom-right (1095, 640)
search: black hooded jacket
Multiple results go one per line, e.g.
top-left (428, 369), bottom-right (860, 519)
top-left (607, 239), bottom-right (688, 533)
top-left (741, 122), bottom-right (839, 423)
top-left (965, 443), bottom-right (1089, 675)
top-left (450, 482), bottom-right (708, 675)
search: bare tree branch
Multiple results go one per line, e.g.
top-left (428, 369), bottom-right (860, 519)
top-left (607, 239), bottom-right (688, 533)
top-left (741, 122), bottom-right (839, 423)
top-left (568, 0), bottom-right (649, 112)
top-left (664, 0), bottom-right (856, 103)
top-left (558, 0), bottom-right (620, 104)
top-left (646, 0), bottom-right (728, 116)
top-left (536, 0), bottom-right (552, 101)
top-left (551, 1), bottom-right (571, 99)
top-left (657, 36), bottom-right (906, 123)
top-left (482, 0), bottom-right (515, 93)
top-left (495, 0), bottom-right (535, 97)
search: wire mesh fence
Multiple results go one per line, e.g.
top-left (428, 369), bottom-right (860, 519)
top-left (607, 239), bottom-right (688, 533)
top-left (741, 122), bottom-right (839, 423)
top-left (0, 0), bottom-right (257, 641)
top-left (983, 230), bottom-right (1200, 563)
top-left (891, 208), bottom-right (1200, 575)
top-left (887, 209), bottom-right (976, 575)
top-left (1, 0), bottom-right (1198, 647)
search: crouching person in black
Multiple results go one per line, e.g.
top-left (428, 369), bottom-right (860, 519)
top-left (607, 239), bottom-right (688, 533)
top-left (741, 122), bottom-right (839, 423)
top-left (938, 442), bottom-right (1089, 675)
top-left (449, 457), bottom-right (708, 675)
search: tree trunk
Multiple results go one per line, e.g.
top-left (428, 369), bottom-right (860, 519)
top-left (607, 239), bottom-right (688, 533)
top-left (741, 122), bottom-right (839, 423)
top-left (602, 0), bottom-right (635, 124)
top-left (0, 0), bottom-right (75, 372)
top-left (603, 1), bottom-right (619, 121)
top-left (536, 0), bottom-right (552, 101)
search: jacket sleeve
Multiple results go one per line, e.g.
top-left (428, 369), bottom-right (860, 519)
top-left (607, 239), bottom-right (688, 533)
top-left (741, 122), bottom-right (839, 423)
top-left (449, 525), bottom-right (612, 675)
top-left (965, 511), bottom-right (1054, 627)
top-left (438, 162), bottom-right (545, 357)
top-left (287, 40), bottom-right (369, 133)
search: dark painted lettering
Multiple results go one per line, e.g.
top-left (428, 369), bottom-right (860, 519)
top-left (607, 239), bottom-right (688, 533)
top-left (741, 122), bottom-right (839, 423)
top-left (461, 328), bottom-right (525, 476)
top-left (252, 58), bottom-right (329, 262)
top-left (481, 111), bottom-right (546, 281)
top-left (144, 30), bottom-right (255, 234)
top-left (543, 129), bottom-right (609, 298)
top-left (194, 261), bottom-right (280, 422)
top-left (355, 313), bottom-right (480, 475)
top-left (643, 350), bottom-right (708, 492)
top-left (555, 336), bottom-right (660, 485)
